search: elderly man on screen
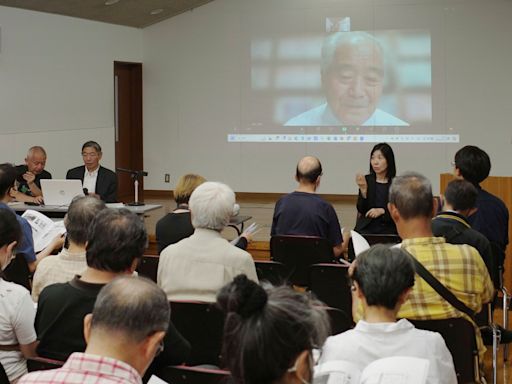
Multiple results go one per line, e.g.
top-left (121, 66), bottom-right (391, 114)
top-left (285, 31), bottom-right (408, 127)
top-left (20, 276), bottom-right (170, 384)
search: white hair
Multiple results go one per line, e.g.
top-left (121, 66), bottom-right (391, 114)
top-left (189, 181), bottom-right (235, 231)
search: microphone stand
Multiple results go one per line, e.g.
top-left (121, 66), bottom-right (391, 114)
top-left (116, 168), bottom-right (148, 206)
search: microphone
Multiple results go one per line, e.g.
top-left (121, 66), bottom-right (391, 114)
top-left (116, 168), bottom-right (148, 177)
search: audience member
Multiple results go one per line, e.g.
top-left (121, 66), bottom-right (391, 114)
top-left (0, 163), bottom-right (63, 273)
top-left (433, 179), bottom-right (496, 286)
top-left (156, 174), bottom-right (251, 254)
top-left (158, 181), bottom-right (258, 301)
top-left (31, 196), bottom-right (106, 301)
top-left (66, 141), bottom-right (117, 202)
top-left (20, 276), bottom-right (169, 384)
top-left (453, 145), bottom-right (509, 264)
top-left (156, 174), bottom-right (206, 253)
top-left (320, 245), bottom-right (457, 384)
top-left (217, 274), bottom-right (330, 384)
top-left (0, 209), bottom-right (37, 383)
top-left (355, 143), bottom-right (397, 234)
top-left (271, 156), bottom-right (344, 257)
top-left (13, 146), bottom-right (51, 204)
top-left (388, 172), bottom-right (494, 358)
top-left (35, 208), bottom-right (191, 369)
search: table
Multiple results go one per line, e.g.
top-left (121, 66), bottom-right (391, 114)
top-left (9, 202), bottom-right (162, 218)
top-left (228, 215), bottom-right (252, 235)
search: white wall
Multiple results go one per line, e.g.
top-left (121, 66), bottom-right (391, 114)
top-left (142, 0), bottom-right (512, 194)
top-left (0, 6), bottom-right (142, 177)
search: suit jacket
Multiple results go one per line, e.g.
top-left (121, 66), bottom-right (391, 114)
top-left (66, 165), bottom-right (117, 203)
top-left (355, 174), bottom-right (396, 234)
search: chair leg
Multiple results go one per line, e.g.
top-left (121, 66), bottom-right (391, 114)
top-left (491, 324), bottom-right (500, 384)
top-left (502, 287), bottom-right (510, 361)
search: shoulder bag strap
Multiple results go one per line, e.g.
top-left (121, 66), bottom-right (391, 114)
top-left (404, 250), bottom-right (476, 320)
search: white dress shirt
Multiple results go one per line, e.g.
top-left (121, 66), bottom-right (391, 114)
top-left (319, 319), bottom-right (457, 384)
top-left (82, 167), bottom-right (99, 194)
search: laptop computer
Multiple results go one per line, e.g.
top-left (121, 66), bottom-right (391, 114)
top-left (40, 179), bottom-right (85, 206)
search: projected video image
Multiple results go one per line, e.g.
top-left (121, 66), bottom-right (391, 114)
top-left (251, 29), bottom-right (432, 128)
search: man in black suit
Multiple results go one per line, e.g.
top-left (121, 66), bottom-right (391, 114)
top-left (66, 141), bottom-right (117, 203)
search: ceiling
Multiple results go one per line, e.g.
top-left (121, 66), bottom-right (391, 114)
top-left (0, 0), bottom-right (216, 28)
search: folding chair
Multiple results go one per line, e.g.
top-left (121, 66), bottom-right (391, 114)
top-left (409, 317), bottom-right (480, 384)
top-left (170, 301), bottom-right (225, 366)
top-left (3, 253), bottom-right (31, 291)
top-left (254, 260), bottom-right (290, 285)
top-left (270, 235), bottom-right (334, 287)
top-left (159, 365), bottom-right (230, 384)
top-left (309, 263), bottom-right (353, 333)
top-left (136, 254), bottom-right (159, 282)
top-left (26, 356), bottom-right (65, 372)
top-left (490, 242), bottom-right (510, 361)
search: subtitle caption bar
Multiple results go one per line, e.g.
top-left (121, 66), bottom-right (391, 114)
top-left (227, 134), bottom-right (459, 143)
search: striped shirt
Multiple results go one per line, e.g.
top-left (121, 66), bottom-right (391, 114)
top-left (19, 353), bottom-right (142, 384)
top-left (398, 237), bottom-right (494, 357)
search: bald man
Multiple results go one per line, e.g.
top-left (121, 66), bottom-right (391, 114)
top-left (271, 156), bottom-right (344, 257)
top-left (285, 31), bottom-right (408, 126)
top-left (14, 146), bottom-right (52, 204)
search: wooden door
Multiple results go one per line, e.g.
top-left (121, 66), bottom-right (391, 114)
top-left (114, 62), bottom-right (143, 203)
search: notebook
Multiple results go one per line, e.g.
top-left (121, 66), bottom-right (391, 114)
top-left (40, 179), bottom-right (84, 206)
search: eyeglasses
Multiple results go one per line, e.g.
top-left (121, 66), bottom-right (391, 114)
top-left (82, 152), bottom-right (99, 158)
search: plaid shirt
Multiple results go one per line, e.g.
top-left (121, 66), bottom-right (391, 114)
top-left (397, 237), bottom-right (494, 357)
top-left (19, 353), bottom-right (142, 384)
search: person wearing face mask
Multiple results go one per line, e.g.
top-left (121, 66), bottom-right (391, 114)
top-left (354, 143), bottom-right (397, 235)
top-left (0, 209), bottom-right (38, 383)
top-left (217, 274), bottom-right (330, 384)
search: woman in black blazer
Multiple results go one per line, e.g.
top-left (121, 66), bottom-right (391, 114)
top-left (355, 143), bottom-right (398, 234)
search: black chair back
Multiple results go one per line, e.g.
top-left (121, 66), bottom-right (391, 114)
top-left (136, 255), bottom-right (159, 282)
top-left (3, 253), bottom-right (31, 291)
top-left (170, 301), bottom-right (225, 366)
top-left (309, 263), bottom-right (353, 333)
top-left (409, 317), bottom-right (479, 383)
top-left (348, 233), bottom-right (401, 261)
top-left (27, 357), bottom-right (65, 372)
top-left (255, 260), bottom-right (290, 285)
top-left (160, 365), bottom-right (230, 384)
top-left (270, 235), bottom-right (334, 286)
top-left (0, 362), bottom-right (9, 384)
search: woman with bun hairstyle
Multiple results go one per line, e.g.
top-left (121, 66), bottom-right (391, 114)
top-left (355, 143), bottom-right (397, 234)
top-left (217, 275), bottom-right (330, 384)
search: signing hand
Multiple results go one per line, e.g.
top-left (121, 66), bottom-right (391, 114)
top-left (365, 208), bottom-right (385, 219)
top-left (355, 173), bottom-right (368, 197)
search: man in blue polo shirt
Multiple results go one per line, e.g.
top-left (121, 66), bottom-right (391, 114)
top-left (0, 163), bottom-right (61, 272)
top-left (271, 156), bottom-right (344, 257)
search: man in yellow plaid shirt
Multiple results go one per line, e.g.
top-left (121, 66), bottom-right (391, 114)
top-left (387, 172), bottom-right (494, 361)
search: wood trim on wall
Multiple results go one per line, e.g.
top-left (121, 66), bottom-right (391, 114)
top-left (145, 190), bottom-right (357, 204)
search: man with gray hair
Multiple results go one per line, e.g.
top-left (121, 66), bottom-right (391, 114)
top-left (14, 146), bottom-right (52, 204)
top-left (158, 181), bottom-right (258, 301)
top-left (31, 196), bottom-right (107, 301)
top-left (387, 172), bottom-right (494, 359)
top-left (285, 31), bottom-right (408, 126)
top-left (20, 276), bottom-right (169, 384)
